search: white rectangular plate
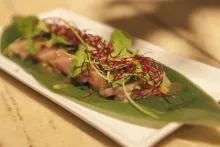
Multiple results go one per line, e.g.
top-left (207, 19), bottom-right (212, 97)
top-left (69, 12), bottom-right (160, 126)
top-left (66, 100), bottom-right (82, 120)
top-left (1, 8), bottom-right (220, 147)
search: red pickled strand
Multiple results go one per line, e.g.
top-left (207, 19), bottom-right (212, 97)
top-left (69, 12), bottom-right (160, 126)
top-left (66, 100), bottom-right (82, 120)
top-left (44, 18), bottom-right (167, 97)
top-left (113, 69), bottom-right (128, 81)
top-left (109, 49), bottom-right (123, 59)
top-left (127, 66), bottom-right (136, 74)
top-left (87, 49), bottom-right (97, 54)
top-left (131, 91), bottom-right (143, 99)
top-left (93, 58), bottom-right (105, 72)
top-left (104, 54), bottom-right (110, 66)
top-left (112, 73), bottom-right (122, 81)
top-left (46, 23), bottom-right (81, 46)
top-left (95, 39), bottom-right (102, 50)
top-left (159, 90), bottom-right (167, 97)
top-left (105, 42), bottom-right (113, 54)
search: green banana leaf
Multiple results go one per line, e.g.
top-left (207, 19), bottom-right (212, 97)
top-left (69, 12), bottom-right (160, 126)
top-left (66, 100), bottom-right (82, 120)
top-left (2, 23), bottom-right (220, 128)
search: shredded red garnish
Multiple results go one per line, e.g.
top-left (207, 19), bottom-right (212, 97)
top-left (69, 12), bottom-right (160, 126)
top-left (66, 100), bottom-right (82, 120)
top-left (43, 18), bottom-right (167, 99)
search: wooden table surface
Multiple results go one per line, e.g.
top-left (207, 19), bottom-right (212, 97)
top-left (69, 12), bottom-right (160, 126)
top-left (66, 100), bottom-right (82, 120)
top-left (1, 0), bottom-right (220, 147)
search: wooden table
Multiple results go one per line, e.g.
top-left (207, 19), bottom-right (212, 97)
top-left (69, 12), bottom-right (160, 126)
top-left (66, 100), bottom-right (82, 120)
top-left (1, 0), bottom-right (220, 146)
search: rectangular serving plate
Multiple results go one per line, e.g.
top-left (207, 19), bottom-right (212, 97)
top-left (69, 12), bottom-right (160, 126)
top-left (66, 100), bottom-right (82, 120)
top-left (1, 8), bottom-right (220, 147)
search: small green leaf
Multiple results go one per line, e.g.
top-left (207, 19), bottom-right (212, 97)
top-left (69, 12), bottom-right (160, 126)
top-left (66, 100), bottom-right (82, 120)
top-left (111, 29), bottom-right (132, 58)
top-left (111, 75), bottom-right (130, 88)
top-left (135, 60), bottom-right (142, 72)
top-left (27, 38), bottom-right (38, 55)
top-left (112, 82), bottom-right (121, 88)
top-left (34, 21), bottom-right (49, 35)
top-left (14, 16), bottom-right (39, 38)
top-left (13, 16), bottom-right (49, 55)
top-left (71, 45), bottom-right (88, 77)
top-left (14, 15), bottom-right (49, 38)
top-left (132, 49), bottom-right (139, 56)
top-left (50, 34), bottom-right (71, 45)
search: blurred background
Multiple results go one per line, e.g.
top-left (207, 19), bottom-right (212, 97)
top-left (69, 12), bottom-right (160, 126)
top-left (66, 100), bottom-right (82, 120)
top-left (1, 0), bottom-right (220, 147)
top-left (1, 0), bottom-right (220, 68)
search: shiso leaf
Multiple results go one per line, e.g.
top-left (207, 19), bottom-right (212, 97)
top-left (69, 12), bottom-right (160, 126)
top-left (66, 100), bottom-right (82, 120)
top-left (71, 45), bottom-right (88, 77)
top-left (111, 29), bottom-right (132, 58)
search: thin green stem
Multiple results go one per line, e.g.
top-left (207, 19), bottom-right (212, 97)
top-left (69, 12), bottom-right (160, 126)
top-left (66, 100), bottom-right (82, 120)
top-left (87, 54), bottom-right (109, 81)
top-left (64, 22), bottom-right (87, 47)
top-left (64, 21), bottom-right (109, 81)
top-left (122, 81), bottom-right (159, 119)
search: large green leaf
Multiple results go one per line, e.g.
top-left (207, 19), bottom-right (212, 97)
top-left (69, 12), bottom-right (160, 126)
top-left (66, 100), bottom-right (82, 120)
top-left (111, 29), bottom-right (132, 58)
top-left (2, 23), bottom-right (220, 128)
top-left (0, 23), bottom-right (21, 52)
top-left (14, 16), bottom-right (48, 38)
